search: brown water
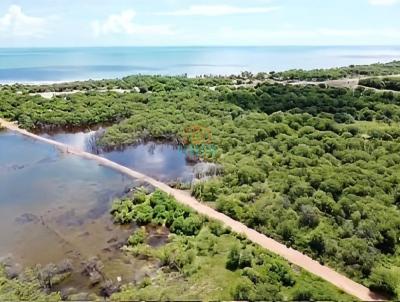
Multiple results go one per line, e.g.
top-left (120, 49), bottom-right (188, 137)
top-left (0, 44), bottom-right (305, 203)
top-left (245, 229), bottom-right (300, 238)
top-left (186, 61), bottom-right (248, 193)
top-left (0, 130), bottom-right (166, 297)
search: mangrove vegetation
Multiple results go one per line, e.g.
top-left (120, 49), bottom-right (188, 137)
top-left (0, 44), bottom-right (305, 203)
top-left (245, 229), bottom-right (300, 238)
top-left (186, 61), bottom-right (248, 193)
top-left (2, 62), bottom-right (400, 299)
top-left (109, 189), bottom-right (351, 301)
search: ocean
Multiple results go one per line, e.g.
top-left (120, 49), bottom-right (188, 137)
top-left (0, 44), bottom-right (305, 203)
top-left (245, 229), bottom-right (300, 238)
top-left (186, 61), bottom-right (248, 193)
top-left (0, 46), bottom-right (399, 83)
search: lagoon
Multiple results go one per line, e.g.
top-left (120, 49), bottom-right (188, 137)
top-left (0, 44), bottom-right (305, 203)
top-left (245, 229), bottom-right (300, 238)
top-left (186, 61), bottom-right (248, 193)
top-left (41, 129), bottom-right (195, 183)
top-left (0, 130), bottom-right (171, 296)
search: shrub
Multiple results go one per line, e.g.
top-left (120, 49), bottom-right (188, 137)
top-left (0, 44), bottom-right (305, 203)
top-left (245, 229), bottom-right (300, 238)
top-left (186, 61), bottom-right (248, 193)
top-left (170, 214), bottom-right (203, 236)
top-left (226, 245), bottom-right (241, 270)
top-left (134, 204), bottom-right (154, 225)
top-left (299, 205), bottom-right (320, 228)
top-left (369, 266), bottom-right (400, 298)
top-left (233, 278), bottom-right (255, 301)
top-left (128, 227), bottom-right (147, 247)
top-left (132, 189), bottom-right (147, 204)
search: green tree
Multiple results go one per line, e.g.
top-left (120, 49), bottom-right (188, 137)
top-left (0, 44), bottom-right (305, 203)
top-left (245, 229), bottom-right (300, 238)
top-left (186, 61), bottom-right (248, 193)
top-left (370, 266), bottom-right (400, 298)
top-left (226, 245), bottom-right (241, 270)
top-left (233, 278), bottom-right (255, 301)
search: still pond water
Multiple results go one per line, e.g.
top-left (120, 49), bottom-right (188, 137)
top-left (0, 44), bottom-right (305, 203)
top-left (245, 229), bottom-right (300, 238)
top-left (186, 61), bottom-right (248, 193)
top-left (42, 129), bottom-right (195, 183)
top-left (0, 129), bottom-right (193, 296)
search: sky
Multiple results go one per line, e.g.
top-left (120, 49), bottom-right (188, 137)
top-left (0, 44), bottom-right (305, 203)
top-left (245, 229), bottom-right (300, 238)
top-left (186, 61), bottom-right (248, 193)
top-left (0, 0), bottom-right (399, 47)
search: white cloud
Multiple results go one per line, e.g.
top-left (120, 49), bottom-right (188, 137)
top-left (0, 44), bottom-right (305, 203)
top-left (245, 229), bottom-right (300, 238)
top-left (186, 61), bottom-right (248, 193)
top-left (368, 0), bottom-right (399, 5)
top-left (0, 5), bottom-right (47, 37)
top-left (92, 10), bottom-right (174, 37)
top-left (157, 5), bottom-right (279, 16)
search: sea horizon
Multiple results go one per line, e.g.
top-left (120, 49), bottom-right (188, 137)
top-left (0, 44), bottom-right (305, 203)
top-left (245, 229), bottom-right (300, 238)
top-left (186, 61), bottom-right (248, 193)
top-left (1, 44), bottom-right (400, 48)
top-left (1, 45), bottom-right (399, 84)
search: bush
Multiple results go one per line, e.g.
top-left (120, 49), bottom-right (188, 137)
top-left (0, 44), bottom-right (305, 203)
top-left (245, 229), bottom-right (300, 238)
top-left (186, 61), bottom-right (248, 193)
top-left (269, 262), bottom-right (296, 287)
top-left (233, 278), bottom-right (254, 301)
top-left (299, 205), bottom-right (320, 228)
top-left (170, 214), bottom-right (203, 236)
top-left (238, 248), bottom-right (253, 269)
top-left (369, 266), bottom-right (400, 298)
top-left (292, 287), bottom-right (314, 301)
top-left (208, 220), bottom-right (229, 236)
top-left (128, 227), bottom-right (147, 247)
top-left (134, 204), bottom-right (154, 225)
top-left (226, 245), bottom-right (241, 270)
top-left (309, 232), bottom-right (326, 256)
top-left (111, 198), bottom-right (135, 224)
top-left (132, 189), bottom-right (147, 204)
top-left (253, 283), bottom-right (282, 301)
top-left (158, 242), bottom-right (196, 272)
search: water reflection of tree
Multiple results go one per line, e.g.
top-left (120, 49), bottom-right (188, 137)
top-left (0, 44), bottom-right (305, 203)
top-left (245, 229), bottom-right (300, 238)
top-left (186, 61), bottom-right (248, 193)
top-left (85, 130), bottom-right (104, 154)
top-left (147, 143), bottom-right (156, 155)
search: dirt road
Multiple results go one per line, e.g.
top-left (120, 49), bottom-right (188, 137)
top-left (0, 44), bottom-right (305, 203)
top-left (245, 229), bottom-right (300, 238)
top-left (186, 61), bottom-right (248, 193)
top-left (0, 118), bottom-right (386, 301)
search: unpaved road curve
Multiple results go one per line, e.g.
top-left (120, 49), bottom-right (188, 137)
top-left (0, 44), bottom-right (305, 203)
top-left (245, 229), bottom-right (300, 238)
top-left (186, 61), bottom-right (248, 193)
top-left (0, 118), bottom-right (386, 301)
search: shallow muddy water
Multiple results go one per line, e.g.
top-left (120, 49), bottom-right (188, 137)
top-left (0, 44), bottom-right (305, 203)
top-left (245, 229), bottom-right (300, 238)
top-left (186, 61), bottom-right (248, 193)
top-left (41, 129), bottom-right (195, 183)
top-left (0, 130), bottom-right (165, 296)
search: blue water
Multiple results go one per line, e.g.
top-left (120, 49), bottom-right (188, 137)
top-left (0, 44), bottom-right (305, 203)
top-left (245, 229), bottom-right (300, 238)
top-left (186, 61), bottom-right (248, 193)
top-left (41, 130), bottom-right (195, 182)
top-left (0, 46), bottom-right (399, 83)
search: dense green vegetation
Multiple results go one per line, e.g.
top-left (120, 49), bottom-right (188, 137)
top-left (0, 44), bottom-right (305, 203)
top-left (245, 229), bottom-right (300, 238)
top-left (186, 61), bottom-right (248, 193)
top-left (0, 76), bottom-right (233, 131)
top-left (110, 189), bottom-right (351, 301)
top-left (0, 90), bottom-right (149, 130)
top-left (1, 75), bottom-right (232, 94)
top-left (0, 267), bottom-right (61, 301)
top-left (360, 76), bottom-right (400, 91)
top-left (97, 83), bottom-right (400, 299)
top-left (2, 63), bottom-right (400, 298)
top-left (272, 60), bottom-right (400, 81)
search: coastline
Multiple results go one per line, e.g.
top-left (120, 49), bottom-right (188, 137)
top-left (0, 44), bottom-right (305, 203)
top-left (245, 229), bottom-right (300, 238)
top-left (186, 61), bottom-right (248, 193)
top-left (0, 79), bottom-right (80, 85)
top-left (0, 46), bottom-right (399, 85)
